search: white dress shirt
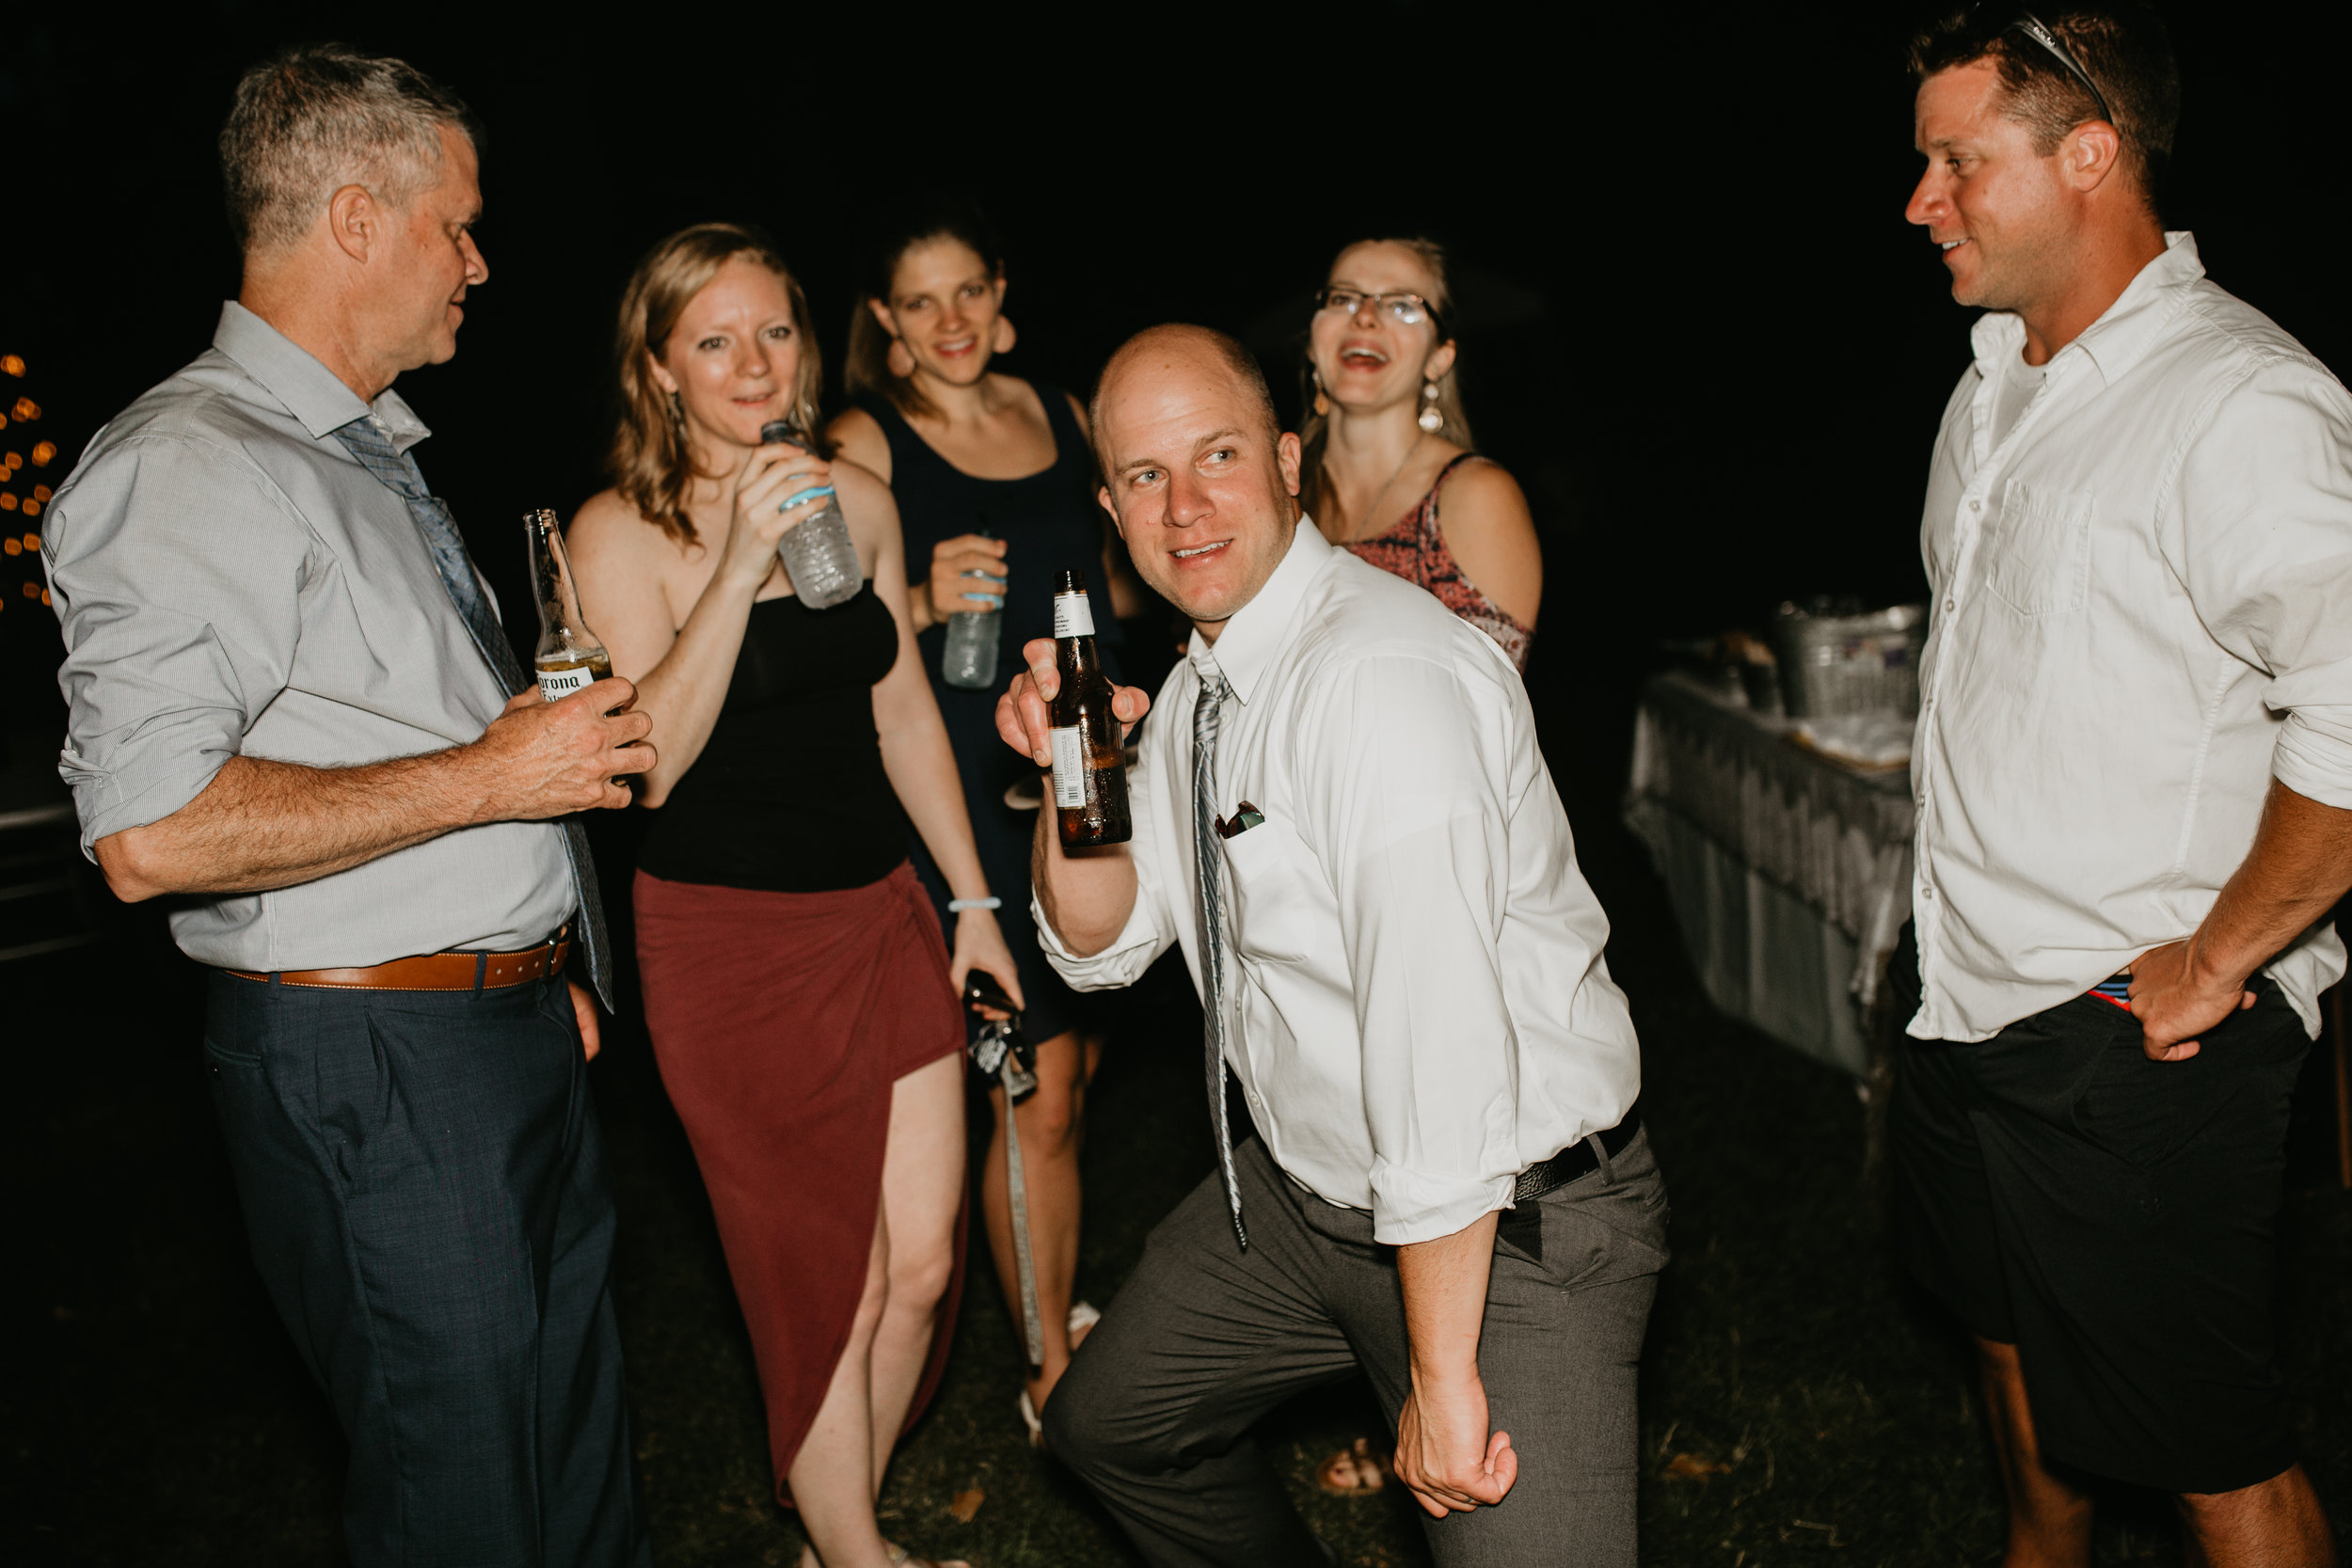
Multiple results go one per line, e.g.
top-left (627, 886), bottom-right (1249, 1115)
top-left (43, 303), bottom-right (575, 969)
top-left (1037, 520), bottom-right (1641, 1244)
top-left (1912, 232), bottom-right (2352, 1042)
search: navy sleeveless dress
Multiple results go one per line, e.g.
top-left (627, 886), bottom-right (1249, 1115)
top-left (858, 382), bottom-right (1121, 1042)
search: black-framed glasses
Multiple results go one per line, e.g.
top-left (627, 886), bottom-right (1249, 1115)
top-left (1999, 8), bottom-right (2114, 129)
top-left (1315, 286), bottom-right (1450, 338)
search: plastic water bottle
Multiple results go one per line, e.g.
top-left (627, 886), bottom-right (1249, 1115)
top-left (759, 420), bottom-right (863, 610)
top-left (941, 531), bottom-right (1003, 690)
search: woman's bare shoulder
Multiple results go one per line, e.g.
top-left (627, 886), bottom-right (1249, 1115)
top-left (833, 454), bottom-right (893, 509)
top-left (1438, 456), bottom-right (1534, 527)
top-left (832, 456), bottom-right (902, 548)
top-left (569, 488), bottom-right (690, 567)
top-left (827, 405), bottom-right (891, 474)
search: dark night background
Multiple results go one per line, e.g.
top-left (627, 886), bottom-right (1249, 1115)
top-left (6, 3), bottom-right (2351, 697)
top-left (5, 0), bottom-right (2339, 714)
top-left (4, 3), bottom-right (2350, 1565)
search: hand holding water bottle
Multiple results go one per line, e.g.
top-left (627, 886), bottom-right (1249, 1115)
top-left (924, 533), bottom-right (1009, 625)
top-left (929, 532), bottom-right (1008, 689)
top-left (756, 420), bottom-right (864, 609)
top-left (719, 441), bottom-right (836, 594)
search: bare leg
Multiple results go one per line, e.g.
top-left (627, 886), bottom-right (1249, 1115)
top-left (789, 1218), bottom-right (896, 1568)
top-left (1975, 1336), bottom-right (2094, 1568)
top-left (796, 1060), bottom-right (973, 1568)
top-left (2176, 1465), bottom-right (2339, 1567)
top-left (979, 1028), bottom-right (1094, 1409)
top-left (867, 1053), bottom-right (967, 1491)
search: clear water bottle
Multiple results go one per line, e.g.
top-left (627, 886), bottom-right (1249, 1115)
top-left (759, 420), bottom-right (863, 610)
top-left (941, 531), bottom-right (1003, 690)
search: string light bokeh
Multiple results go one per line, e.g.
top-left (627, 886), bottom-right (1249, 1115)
top-left (0, 355), bottom-right (53, 613)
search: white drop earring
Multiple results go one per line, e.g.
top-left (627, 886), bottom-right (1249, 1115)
top-left (1418, 381), bottom-right (1443, 434)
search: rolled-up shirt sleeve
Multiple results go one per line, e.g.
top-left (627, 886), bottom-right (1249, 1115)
top-left (2169, 365), bottom-right (2352, 811)
top-left (1033, 719), bottom-right (1179, 990)
top-left (44, 433), bottom-right (311, 855)
top-left (1297, 653), bottom-right (1520, 1244)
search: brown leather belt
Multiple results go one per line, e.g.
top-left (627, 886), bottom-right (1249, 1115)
top-left (226, 927), bottom-right (571, 991)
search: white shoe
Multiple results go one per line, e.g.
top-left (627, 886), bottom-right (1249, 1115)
top-left (1018, 1388), bottom-right (1046, 1450)
top-left (1067, 1299), bottom-right (1101, 1345)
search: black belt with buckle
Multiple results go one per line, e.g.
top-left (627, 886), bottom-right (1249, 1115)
top-left (1513, 1101), bottom-right (1644, 1203)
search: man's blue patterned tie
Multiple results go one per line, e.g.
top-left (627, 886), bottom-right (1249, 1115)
top-left (335, 414), bottom-right (614, 1010)
top-left (1192, 666), bottom-right (1248, 1251)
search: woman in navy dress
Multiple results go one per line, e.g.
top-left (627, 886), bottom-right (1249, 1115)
top-left (831, 197), bottom-right (1144, 1437)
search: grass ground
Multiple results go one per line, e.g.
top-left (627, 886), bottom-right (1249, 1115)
top-left (5, 739), bottom-right (2347, 1566)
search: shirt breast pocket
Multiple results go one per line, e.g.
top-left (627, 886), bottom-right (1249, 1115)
top-left (1221, 816), bottom-right (1317, 967)
top-left (1982, 482), bottom-right (2093, 617)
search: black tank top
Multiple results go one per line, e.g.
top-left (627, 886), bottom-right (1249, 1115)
top-left (856, 381), bottom-right (1122, 682)
top-left (636, 584), bottom-right (907, 893)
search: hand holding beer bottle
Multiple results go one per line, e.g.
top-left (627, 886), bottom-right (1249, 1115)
top-left (528, 508), bottom-right (646, 799)
top-left (995, 570), bottom-right (1150, 848)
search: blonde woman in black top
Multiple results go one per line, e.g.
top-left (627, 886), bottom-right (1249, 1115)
top-left (571, 223), bottom-right (1013, 1568)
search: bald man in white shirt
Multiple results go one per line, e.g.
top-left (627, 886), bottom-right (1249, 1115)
top-left (1894, 7), bottom-right (2348, 1564)
top-left (993, 325), bottom-right (1663, 1568)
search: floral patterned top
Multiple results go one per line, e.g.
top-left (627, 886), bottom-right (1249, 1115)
top-left (1338, 452), bottom-right (1533, 673)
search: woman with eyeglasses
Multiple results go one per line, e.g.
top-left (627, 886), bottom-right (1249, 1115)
top-left (829, 195), bottom-right (1146, 1447)
top-left (1299, 236), bottom-right (1544, 1500)
top-left (1304, 237), bottom-right (1540, 672)
top-left (567, 223), bottom-right (1015, 1568)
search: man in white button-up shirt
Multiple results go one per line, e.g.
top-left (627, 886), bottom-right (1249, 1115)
top-left (1893, 8), bottom-right (2348, 1563)
top-left (994, 325), bottom-right (1661, 1567)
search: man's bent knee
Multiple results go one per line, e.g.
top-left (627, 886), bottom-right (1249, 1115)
top-left (1038, 1346), bottom-right (1143, 1473)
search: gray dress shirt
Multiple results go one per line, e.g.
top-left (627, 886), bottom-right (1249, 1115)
top-left (41, 302), bottom-right (574, 970)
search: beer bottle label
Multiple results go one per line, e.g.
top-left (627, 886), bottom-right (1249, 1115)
top-left (1053, 592), bottom-right (1094, 639)
top-left (537, 665), bottom-right (596, 701)
top-left (1049, 725), bottom-right (1087, 807)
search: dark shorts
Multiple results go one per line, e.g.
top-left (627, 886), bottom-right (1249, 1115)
top-left (1888, 926), bottom-right (2312, 1495)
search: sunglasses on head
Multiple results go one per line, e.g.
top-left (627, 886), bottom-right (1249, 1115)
top-left (1991, 6), bottom-right (2115, 128)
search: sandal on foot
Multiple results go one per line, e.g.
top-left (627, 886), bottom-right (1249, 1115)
top-left (1314, 1436), bottom-right (1393, 1495)
top-left (1018, 1388), bottom-right (1047, 1451)
top-left (885, 1548), bottom-right (971, 1568)
top-left (1066, 1300), bottom-right (1101, 1349)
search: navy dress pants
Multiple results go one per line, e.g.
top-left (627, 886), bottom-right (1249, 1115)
top-left (204, 969), bottom-right (650, 1568)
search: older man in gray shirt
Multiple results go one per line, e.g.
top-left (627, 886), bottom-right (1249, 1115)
top-left (42, 46), bottom-right (653, 1568)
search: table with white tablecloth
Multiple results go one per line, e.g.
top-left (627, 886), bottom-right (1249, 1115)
top-left (1622, 672), bottom-right (1916, 1079)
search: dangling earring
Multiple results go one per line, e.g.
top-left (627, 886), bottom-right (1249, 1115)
top-left (1311, 369), bottom-right (1330, 418)
top-left (1418, 380), bottom-right (1443, 434)
top-left (992, 314), bottom-right (1016, 356)
top-left (886, 336), bottom-right (916, 378)
top-left (666, 388), bottom-right (685, 430)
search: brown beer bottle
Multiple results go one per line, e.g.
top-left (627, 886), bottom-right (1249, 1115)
top-left (1048, 569), bottom-right (1132, 847)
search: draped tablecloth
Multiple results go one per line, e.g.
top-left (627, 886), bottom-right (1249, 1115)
top-left (1623, 672), bottom-right (1916, 1077)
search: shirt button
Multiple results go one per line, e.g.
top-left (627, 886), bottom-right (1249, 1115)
top-left (1969, 499), bottom-right (1981, 512)
top-left (1920, 885), bottom-right (1935, 900)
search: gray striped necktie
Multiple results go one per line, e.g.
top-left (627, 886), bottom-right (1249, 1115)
top-left (1192, 666), bottom-right (1248, 1251)
top-left (334, 414), bottom-right (615, 1011)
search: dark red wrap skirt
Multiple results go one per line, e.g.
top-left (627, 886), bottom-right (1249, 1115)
top-left (633, 862), bottom-right (965, 1497)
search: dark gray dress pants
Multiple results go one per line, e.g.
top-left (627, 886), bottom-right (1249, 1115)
top-left (204, 969), bottom-right (651, 1568)
top-left (1044, 1130), bottom-right (1668, 1568)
